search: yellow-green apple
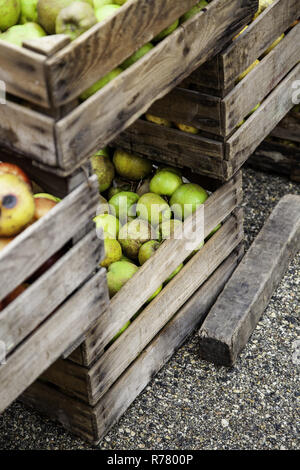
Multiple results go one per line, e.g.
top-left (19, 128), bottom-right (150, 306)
top-left (118, 218), bottom-right (153, 260)
top-left (0, 174), bottom-right (35, 236)
top-left (95, 3), bottom-right (120, 21)
top-left (34, 193), bottom-right (61, 202)
top-left (0, 0), bottom-right (20, 31)
top-left (175, 123), bottom-right (199, 134)
top-left (37, 0), bottom-right (93, 34)
top-left (56, 2), bottom-right (97, 40)
top-left (90, 150), bottom-right (115, 192)
top-left (136, 193), bottom-right (171, 227)
top-left (109, 191), bottom-right (139, 221)
top-left (149, 169), bottom-right (182, 197)
top-left (20, 0), bottom-right (38, 23)
top-left (113, 149), bottom-right (152, 180)
top-left (138, 240), bottom-right (160, 265)
top-left (170, 183), bottom-right (208, 220)
top-left (145, 114), bottom-right (172, 127)
top-left (100, 238), bottom-right (122, 268)
top-left (0, 22), bottom-right (46, 46)
top-left (93, 213), bottom-right (120, 238)
top-left (106, 260), bottom-right (139, 297)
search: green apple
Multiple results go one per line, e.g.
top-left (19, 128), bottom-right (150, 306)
top-left (118, 218), bottom-right (152, 260)
top-left (93, 213), bottom-right (120, 238)
top-left (34, 193), bottom-right (61, 202)
top-left (80, 67), bottom-right (122, 100)
top-left (37, 0), bottom-right (93, 34)
top-left (160, 219), bottom-right (183, 240)
top-left (95, 3), bottom-right (120, 21)
top-left (138, 240), bottom-right (160, 265)
top-left (56, 1), bottom-right (97, 40)
top-left (149, 169), bottom-right (182, 197)
top-left (0, 22), bottom-right (46, 47)
top-left (121, 42), bottom-right (154, 69)
top-left (107, 179), bottom-right (132, 199)
top-left (107, 260), bottom-right (139, 297)
top-left (205, 223), bottom-right (221, 241)
top-left (93, 0), bottom-right (112, 7)
top-left (113, 149), bottom-right (153, 181)
top-left (164, 264), bottom-right (183, 284)
top-left (20, 0), bottom-right (38, 23)
top-left (109, 320), bottom-right (131, 345)
top-left (170, 183), bottom-right (208, 220)
top-left (147, 285), bottom-right (163, 303)
top-left (153, 19), bottom-right (179, 42)
top-left (136, 193), bottom-right (171, 227)
top-left (0, 0), bottom-right (20, 31)
top-left (90, 151), bottom-right (115, 192)
top-left (100, 238), bottom-right (122, 268)
top-left (109, 191), bottom-right (139, 221)
top-left (114, 0), bottom-right (127, 4)
top-left (181, 0), bottom-right (208, 23)
top-left (156, 166), bottom-right (182, 177)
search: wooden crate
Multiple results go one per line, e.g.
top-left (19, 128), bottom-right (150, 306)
top-left (114, 4), bottom-right (300, 181)
top-left (21, 171), bottom-right (244, 443)
top-left (248, 107), bottom-right (300, 182)
top-left (0, 0), bottom-right (258, 175)
top-left (0, 164), bottom-right (109, 414)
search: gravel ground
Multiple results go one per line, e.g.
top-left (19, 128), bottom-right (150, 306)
top-left (0, 167), bottom-right (299, 450)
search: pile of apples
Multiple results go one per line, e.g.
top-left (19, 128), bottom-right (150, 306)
top-left (91, 148), bottom-right (220, 306)
top-left (0, 162), bottom-right (60, 310)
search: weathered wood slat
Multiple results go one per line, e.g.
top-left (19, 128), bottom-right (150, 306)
top-left (226, 64), bottom-right (300, 170)
top-left (189, 0), bottom-right (300, 95)
top-left (222, 23), bottom-right (300, 136)
top-left (77, 172), bottom-right (242, 366)
top-left (0, 101), bottom-right (57, 167)
top-left (198, 195), bottom-right (300, 366)
top-left (270, 110), bottom-right (300, 144)
top-left (46, 0), bottom-right (200, 106)
top-left (23, 34), bottom-right (71, 57)
top-left (22, 244), bottom-right (244, 443)
top-left (0, 42), bottom-right (49, 107)
top-left (55, 0), bottom-right (257, 171)
top-left (0, 230), bottom-right (103, 357)
top-left (0, 175), bottom-right (99, 300)
top-left (0, 269), bottom-right (108, 414)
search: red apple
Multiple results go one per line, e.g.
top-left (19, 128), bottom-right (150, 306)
top-left (0, 162), bottom-right (32, 188)
top-left (34, 197), bottom-right (58, 220)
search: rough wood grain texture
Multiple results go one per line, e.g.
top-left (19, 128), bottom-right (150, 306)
top-left (147, 88), bottom-right (222, 135)
top-left (0, 101), bottom-right (57, 166)
top-left (0, 175), bottom-right (99, 300)
top-left (76, 172), bottom-right (242, 366)
top-left (55, 0), bottom-right (257, 171)
top-left (22, 244), bottom-right (244, 443)
top-left (198, 195), bottom-right (300, 367)
top-left (189, 0), bottom-right (300, 95)
top-left (46, 0), bottom-right (200, 106)
top-left (23, 35), bottom-right (71, 57)
top-left (0, 269), bottom-right (108, 414)
top-left (270, 109), bottom-right (300, 144)
top-left (226, 64), bottom-right (300, 171)
top-left (87, 211), bottom-right (243, 405)
top-left (0, 42), bottom-right (49, 106)
top-left (222, 23), bottom-right (300, 136)
top-left (0, 230), bottom-right (103, 357)
top-left (114, 119), bottom-right (232, 181)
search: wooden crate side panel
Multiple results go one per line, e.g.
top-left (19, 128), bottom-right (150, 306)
top-left (87, 211), bottom-right (244, 405)
top-left (226, 64), bottom-right (300, 171)
top-left (21, 244), bottom-right (243, 444)
top-left (0, 176), bottom-right (99, 300)
top-left (55, 0), bottom-right (257, 171)
top-left (0, 42), bottom-right (49, 107)
top-left (0, 101), bottom-right (57, 167)
top-left (147, 88), bottom-right (222, 135)
top-left (223, 23), bottom-right (300, 136)
top-left (182, 55), bottom-right (223, 95)
top-left (93, 243), bottom-right (244, 442)
top-left (221, 0), bottom-right (300, 91)
top-left (0, 230), bottom-right (104, 357)
top-left (80, 173), bottom-right (242, 366)
top-left (114, 120), bottom-right (230, 181)
top-left (0, 269), bottom-right (108, 414)
top-left (46, 0), bottom-right (200, 106)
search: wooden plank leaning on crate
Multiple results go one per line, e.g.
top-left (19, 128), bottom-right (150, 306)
top-left (115, 63), bottom-right (300, 181)
top-left (184, 0), bottom-right (300, 97)
top-left (0, 0), bottom-right (200, 108)
top-left (198, 195), bottom-right (300, 367)
top-left (148, 21), bottom-right (300, 137)
top-left (0, 0), bottom-right (258, 174)
top-left (22, 239), bottom-right (244, 444)
top-left (68, 171), bottom-right (243, 368)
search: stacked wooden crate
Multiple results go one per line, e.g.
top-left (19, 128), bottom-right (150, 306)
top-left (248, 106), bottom-right (300, 182)
top-left (0, 0), bottom-right (258, 443)
top-left (115, 0), bottom-right (300, 182)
